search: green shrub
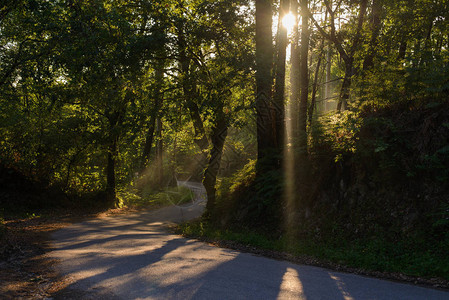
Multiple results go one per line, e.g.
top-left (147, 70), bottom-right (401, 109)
top-left (117, 186), bottom-right (193, 208)
top-left (215, 159), bottom-right (283, 230)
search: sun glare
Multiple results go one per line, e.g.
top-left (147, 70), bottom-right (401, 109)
top-left (282, 12), bottom-right (295, 34)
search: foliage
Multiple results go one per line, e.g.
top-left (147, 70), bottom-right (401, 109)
top-left (0, 0), bottom-right (254, 205)
top-left (213, 159), bottom-right (256, 224)
top-left (213, 159), bottom-right (283, 230)
top-left (178, 219), bottom-right (449, 280)
top-left (117, 185), bottom-right (193, 208)
top-left (313, 110), bottom-right (362, 158)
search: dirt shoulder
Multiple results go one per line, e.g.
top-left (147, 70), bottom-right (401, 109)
top-left (0, 207), bottom-right (137, 299)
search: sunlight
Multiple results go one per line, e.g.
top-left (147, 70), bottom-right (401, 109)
top-left (282, 12), bottom-right (296, 35)
top-left (283, 85), bottom-right (296, 238)
top-left (329, 273), bottom-right (354, 300)
top-left (277, 268), bottom-right (305, 299)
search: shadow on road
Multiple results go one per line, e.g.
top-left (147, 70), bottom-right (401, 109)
top-left (50, 205), bottom-right (449, 300)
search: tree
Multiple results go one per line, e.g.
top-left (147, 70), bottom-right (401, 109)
top-left (309, 0), bottom-right (368, 111)
top-left (255, 0), bottom-right (278, 171)
top-left (273, 0), bottom-right (289, 152)
top-left (298, 0), bottom-right (310, 153)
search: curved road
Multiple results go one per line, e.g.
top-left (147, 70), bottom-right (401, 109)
top-left (49, 201), bottom-right (449, 299)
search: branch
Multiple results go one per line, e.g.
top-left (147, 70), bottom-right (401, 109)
top-left (349, 0), bottom-right (368, 58)
top-left (307, 7), bottom-right (349, 63)
top-left (307, 8), bottom-right (332, 42)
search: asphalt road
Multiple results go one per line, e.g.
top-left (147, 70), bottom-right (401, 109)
top-left (49, 201), bottom-right (449, 299)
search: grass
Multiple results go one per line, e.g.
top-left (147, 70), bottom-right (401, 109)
top-left (118, 185), bottom-right (194, 208)
top-left (177, 220), bottom-right (449, 281)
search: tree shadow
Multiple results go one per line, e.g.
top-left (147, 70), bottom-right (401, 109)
top-left (50, 206), bottom-right (448, 299)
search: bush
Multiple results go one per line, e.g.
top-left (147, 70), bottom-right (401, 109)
top-left (214, 159), bottom-right (283, 231)
top-left (117, 185), bottom-right (194, 208)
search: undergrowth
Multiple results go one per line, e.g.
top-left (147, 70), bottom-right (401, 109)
top-left (117, 185), bottom-right (194, 208)
top-left (178, 219), bottom-right (449, 280)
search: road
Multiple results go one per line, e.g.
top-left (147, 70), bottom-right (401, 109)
top-left (49, 200), bottom-right (449, 299)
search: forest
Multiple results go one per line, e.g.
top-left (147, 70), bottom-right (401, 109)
top-left (1, 0), bottom-right (449, 282)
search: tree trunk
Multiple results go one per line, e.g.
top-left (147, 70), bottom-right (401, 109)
top-left (324, 44), bottom-right (332, 111)
top-left (290, 0), bottom-right (300, 137)
top-left (298, 0), bottom-right (309, 156)
top-left (141, 116), bottom-right (156, 170)
top-left (436, 33), bottom-right (443, 55)
top-left (363, 0), bottom-right (382, 71)
top-left (105, 107), bottom-right (124, 206)
top-left (398, 40), bottom-right (407, 60)
top-left (177, 21), bottom-right (208, 151)
top-left (176, 18), bottom-right (209, 179)
top-left (337, 60), bottom-right (353, 112)
top-left (309, 46), bottom-right (324, 126)
top-left (204, 116), bottom-right (228, 214)
top-left (106, 136), bottom-right (118, 205)
top-left (155, 117), bottom-right (163, 186)
top-left (255, 0), bottom-right (275, 170)
top-left (336, 0), bottom-right (367, 111)
top-left (141, 61), bottom-right (164, 171)
top-left (273, 0), bottom-right (289, 152)
top-left (421, 17), bottom-right (435, 64)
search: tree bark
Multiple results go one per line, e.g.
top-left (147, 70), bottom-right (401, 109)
top-left (298, 0), bottom-right (309, 156)
top-left (141, 63), bottom-right (164, 171)
top-left (398, 40), bottom-right (407, 60)
top-left (273, 0), bottom-right (289, 152)
top-left (204, 116), bottom-right (228, 214)
top-left (106, 137), bottom-right (118, 204)
top-left (105, 112), bottom-right (120, 205)
top-left (176, 20), bottom-right (209, 152)
top-left (309, 45), bottom-right (324, 126)
top-left (176, 17), bottom-right (209, 180)
top-left (255, 0), bottom-right (276, 170)
top-left (290, 0), bottom-right (300, 137)
top-left (324, 44), bottom-right (332, 111)
top-left (363, 0), bottom-right (382, 71)
top-left (141, 117), bottom-right (156, 170)
top-left (155, 117), bottom-right (163, 186)
top-left (105, 107), bottom-right (124, 206)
